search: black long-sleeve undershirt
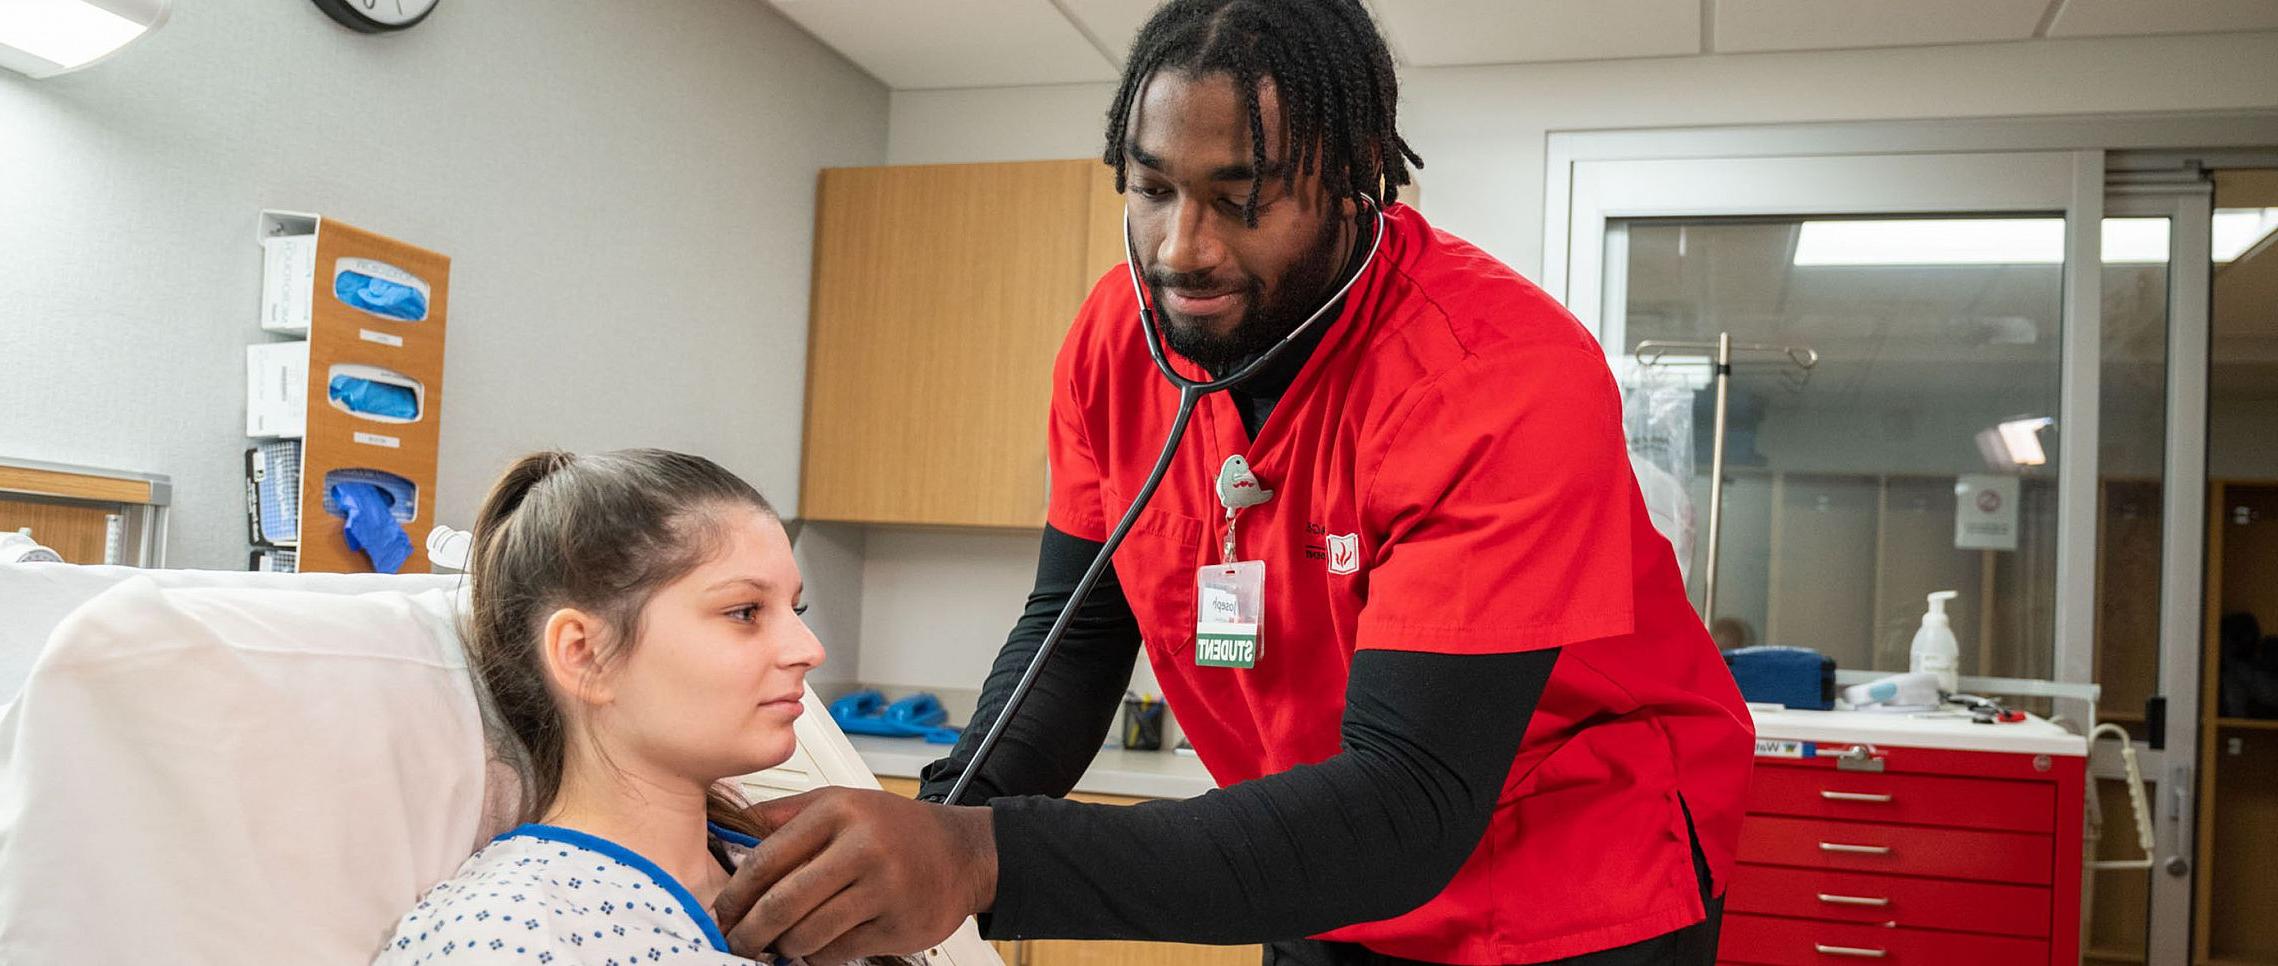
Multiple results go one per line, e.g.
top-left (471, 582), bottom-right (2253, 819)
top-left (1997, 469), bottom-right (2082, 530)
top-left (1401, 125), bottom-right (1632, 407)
top-left (918, 526), bottom-right (1558, 943)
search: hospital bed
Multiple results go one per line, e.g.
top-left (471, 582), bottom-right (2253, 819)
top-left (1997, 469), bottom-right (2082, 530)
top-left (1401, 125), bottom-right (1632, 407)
top-left (0, 562), bottom-right (1001, 966)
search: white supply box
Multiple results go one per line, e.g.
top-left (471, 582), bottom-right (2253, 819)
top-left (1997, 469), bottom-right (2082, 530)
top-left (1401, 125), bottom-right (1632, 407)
top-left (261, 233), bottom-right (317, 335)
top-left (246, 340), bottom-right (309, 438)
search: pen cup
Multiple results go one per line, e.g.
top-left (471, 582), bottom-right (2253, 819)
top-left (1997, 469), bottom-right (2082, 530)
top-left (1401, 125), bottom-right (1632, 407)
top-left (1121, 696), bottom-right (1165, 750)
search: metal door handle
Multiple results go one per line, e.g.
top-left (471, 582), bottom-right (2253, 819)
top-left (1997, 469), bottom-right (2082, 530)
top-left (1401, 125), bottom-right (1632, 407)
top-left (1816, 893), bottom-right (1891, 907)
top-left (1814, 943), bottom-right (1888, 958)
top-left (1820, 790), bottom-right (1893, 803)
top-left (1819, 841), bottom-right (1892, 854)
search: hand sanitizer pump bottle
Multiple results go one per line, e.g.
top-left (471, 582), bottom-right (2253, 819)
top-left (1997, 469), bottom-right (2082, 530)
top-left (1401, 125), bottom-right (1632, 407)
top-left (1909, 590), bottom-right (1961, 696)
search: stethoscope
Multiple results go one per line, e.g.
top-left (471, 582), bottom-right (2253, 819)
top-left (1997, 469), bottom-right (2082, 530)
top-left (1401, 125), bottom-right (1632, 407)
top-left (942, 197), bottom-right (1386, 805)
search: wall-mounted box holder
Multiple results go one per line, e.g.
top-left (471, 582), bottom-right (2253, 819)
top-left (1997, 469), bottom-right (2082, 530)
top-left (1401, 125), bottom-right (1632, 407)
top-left (254, 209), bottom-right (449, 574)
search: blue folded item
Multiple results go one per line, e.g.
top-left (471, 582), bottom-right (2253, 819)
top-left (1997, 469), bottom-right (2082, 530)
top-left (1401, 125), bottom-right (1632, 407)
top-left (1722, 645), bottom-right (1836, 710)
top-left (828, 690), bottom-right (961, 744)
top-left (334, 270), bottom-right (428, 321)
top-left (328, 375), bottom-right (420, 420)
top-left (329, 481), bottom-right (411, 574)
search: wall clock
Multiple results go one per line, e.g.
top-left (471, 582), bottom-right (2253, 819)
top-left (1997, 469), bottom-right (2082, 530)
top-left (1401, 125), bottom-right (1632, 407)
top-left (310, 0), bottom-right (439, 33)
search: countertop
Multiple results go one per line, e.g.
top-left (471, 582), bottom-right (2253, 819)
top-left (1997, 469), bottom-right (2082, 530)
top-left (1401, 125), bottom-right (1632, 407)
top-left (1751, 705), bottom-right (2088, 757)
top-left (846, 733), bottom-right (1219, 800)
top-left (848, 707), bottom-right (2085, 802)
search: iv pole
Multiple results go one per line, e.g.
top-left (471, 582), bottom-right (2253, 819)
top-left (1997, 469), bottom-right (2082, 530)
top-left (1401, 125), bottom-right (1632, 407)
top-left (1633, 333), bottom-right (1818, 622)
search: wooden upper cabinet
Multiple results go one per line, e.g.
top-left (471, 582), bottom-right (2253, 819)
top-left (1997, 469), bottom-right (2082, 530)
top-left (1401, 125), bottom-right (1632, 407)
top-left (800, 159), bottom-right (1126, 528)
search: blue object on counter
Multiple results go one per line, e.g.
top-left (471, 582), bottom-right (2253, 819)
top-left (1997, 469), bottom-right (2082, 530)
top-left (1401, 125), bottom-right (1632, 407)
top-left (1722, 645), bottom-right (1836, 710)
top-left (329, 481), bottom-right (411, 573)
top-left (334, 270), bottom-right (428, 321)
top-left (829, 689), bottom-right (961, 744)
top-left (328, 375), bottom-right (420, 420)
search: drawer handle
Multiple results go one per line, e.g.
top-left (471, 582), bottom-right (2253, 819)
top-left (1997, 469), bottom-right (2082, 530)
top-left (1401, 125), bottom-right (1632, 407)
top-left (1820, 790), bottom-right (1893, 803)
top-left (1819, 841), bottom-right (1892, 855)
top-left (1817, 893), bottom-right (1891, 907)
top-left (1814, 943), bottom-right (1888, 958)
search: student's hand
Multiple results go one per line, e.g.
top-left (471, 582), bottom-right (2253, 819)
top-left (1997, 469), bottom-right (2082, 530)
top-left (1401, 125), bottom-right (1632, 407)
top-left (716, 787), bottom-right (998, 965)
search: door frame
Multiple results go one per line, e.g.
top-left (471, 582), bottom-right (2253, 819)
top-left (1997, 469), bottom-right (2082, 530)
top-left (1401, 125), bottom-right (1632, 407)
top-left (2106, 173), bottom-right (2212, 966)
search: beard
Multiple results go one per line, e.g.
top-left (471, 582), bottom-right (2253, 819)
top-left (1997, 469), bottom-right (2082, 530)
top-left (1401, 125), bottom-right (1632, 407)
top-left (1150, 215), bottom-right (1350, 377)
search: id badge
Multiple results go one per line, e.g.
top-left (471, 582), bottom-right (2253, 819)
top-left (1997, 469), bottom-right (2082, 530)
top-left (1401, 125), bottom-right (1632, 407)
top-left (1195, 560), bottom-right (1265, 669)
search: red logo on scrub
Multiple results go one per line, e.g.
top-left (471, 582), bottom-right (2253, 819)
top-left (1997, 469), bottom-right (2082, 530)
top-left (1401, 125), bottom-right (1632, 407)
top-left (1326, 533), bottom-right (1360, 575)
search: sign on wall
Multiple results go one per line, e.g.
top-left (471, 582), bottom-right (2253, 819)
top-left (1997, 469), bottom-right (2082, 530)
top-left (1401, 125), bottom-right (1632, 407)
top-left (1954, 474), bottom-right (2021, 552)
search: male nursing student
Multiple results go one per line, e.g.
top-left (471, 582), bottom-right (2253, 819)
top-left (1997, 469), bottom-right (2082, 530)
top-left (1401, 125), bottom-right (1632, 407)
top-left (716, 1), bottom-right (1755, 963)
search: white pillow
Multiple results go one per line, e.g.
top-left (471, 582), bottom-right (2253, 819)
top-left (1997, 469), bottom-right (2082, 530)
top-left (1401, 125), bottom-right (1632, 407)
top-left (0, 563), bottom-right (460, 704)
top-left (0, 577), bottom-right (498, 964)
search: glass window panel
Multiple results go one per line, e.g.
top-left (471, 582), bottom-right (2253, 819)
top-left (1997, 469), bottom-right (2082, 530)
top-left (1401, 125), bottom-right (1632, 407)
top-left (1616, 215), bottom-right (2066, 676)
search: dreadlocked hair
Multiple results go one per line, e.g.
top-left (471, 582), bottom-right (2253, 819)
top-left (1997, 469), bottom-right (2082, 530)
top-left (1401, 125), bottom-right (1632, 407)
top-left (1102, 0), bottom-right (1422, 228)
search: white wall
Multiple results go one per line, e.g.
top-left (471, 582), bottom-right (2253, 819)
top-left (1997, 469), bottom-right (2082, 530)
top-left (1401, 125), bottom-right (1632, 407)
top-left (858, 29), bottom-right (2278, 695)
top-left (852, 527), bottom-right (1042, 720)
top-left (0, 0), bottom-right (888, 570)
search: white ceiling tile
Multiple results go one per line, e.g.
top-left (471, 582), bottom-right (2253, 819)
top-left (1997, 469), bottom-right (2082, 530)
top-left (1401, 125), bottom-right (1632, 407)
top-left (768, 0), bottom-right (1118, 89)
top-left (1714, 0), bottom-right (2050, 53)
top-left (1372, 0), bottom-right (1701, 66)
top-left (2047, 0), bottom-right (2278, 38)
top-left (1055, 1), bottom-right (1422, 69)
top-left (1055, 0), bottom-right (1161, 67)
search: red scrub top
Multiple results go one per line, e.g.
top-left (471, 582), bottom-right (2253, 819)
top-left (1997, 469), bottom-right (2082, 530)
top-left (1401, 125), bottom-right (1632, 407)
top-left (1044, 203), bottom-right (1754, 964)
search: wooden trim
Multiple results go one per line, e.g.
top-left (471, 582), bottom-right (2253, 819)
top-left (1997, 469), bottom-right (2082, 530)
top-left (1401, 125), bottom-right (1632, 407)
top-left (2195, 479), bottom-right (2223, 962)
top-left (2215, 717), bottom-right (2278, 731)
top-left (0, 464), bottom-right (151, 505)
top-left (1870, 477), bottom-right (1889, 666)
top-left (1979, 549), bottom-right (2001, 677)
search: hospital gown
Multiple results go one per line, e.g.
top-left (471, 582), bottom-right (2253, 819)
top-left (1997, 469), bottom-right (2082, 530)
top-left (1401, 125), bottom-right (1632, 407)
top-left (376, 823), bottom-right (761, 964)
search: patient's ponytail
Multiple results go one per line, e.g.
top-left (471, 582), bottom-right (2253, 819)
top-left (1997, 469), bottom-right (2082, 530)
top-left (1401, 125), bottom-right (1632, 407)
top-left (463, 448), bottom-right (778, 830)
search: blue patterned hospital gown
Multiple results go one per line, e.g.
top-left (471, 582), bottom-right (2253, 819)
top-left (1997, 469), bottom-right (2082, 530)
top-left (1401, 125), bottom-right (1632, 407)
top-left (376, 823), bottom-right (762, 964)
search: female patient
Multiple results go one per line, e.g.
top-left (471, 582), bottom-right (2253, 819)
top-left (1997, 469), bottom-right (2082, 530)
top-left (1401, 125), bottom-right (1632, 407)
top-left (379, 449), bottom-right (820, 964)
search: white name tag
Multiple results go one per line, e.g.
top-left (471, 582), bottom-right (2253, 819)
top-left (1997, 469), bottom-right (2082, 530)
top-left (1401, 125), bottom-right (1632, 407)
top-left (1195, 561), bottom-right (1264, 669)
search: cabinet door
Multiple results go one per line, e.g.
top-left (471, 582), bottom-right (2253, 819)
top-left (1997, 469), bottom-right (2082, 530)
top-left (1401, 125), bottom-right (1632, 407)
top-left (0, 498), bottom-right (115, 564)
top-left (801, 159), bottom-right (1124, 528)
